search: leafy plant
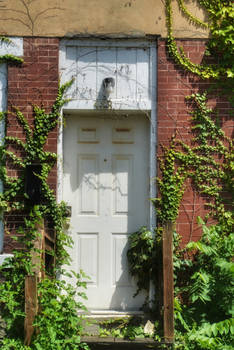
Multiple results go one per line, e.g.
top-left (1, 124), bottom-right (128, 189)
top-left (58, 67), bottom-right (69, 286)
top-left (173, 219), bottom-right (234, 349)
top-left (0, 207), bottom-right (89, 349)
top-left (128, 66), bottom-right (233, 350)
top-left (166, 0), bottom-right (234, 106)
top-left (0, 37), bottom-right (24, 65)
top-left (129, 2), bottom-right (234, 349)
top-left (162, 2), bottom-right (234, 347)
top-left (127, 226), bottom-right (155, 297)
top-left (32, 273), bottom-right (89, 350)
top-left (155, 91), bottom-right (233, 229)
top-left (0, 80), bottom-right (89, 349)
top-left (99, 317), bottom-right (157, 340)
top-left (0, 81), bottom-right (74, 265)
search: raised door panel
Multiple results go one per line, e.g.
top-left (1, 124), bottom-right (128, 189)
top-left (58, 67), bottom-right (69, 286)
top-left (78, 155), bottom-right (99, 216)
top-left (112, 155), bottom-right (133, 215)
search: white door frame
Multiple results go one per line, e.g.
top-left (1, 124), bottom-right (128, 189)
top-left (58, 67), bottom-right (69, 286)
top-left (57, 38), bottom-right (157, 303)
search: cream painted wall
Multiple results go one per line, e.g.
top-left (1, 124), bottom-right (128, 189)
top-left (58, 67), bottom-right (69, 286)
top-left (0, 0), bottom-right (208, 38)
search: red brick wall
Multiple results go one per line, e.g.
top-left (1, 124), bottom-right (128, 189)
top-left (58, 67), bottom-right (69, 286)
top-left (157, 39), bottom-right (232, 245)
top-left (3, 38), bottom-right (59, 252)
top-left (3, 37), bottom-right (232, 251)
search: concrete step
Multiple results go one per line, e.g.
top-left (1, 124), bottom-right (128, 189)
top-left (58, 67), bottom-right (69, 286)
top-left (81, 316), bottom-right (172, 350)
top-left (82, 336), bottom-right (169, 350)
top-left (82, 315), bottom-right (155, 337)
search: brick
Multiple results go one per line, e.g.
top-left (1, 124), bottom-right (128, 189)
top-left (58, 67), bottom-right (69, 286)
top-left (34, 38), bottom-right (49, 44)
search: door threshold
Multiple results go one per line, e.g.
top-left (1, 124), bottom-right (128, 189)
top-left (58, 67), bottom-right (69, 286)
top-left (84, 310), bottom-right (144, 318)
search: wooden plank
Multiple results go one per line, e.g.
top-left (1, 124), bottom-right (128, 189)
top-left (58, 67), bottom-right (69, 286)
top-left (44, 222), bottom-right (56, 273)
top-left (44, 232), bottom-right (55, 243)
top-left (24, 276), bottom-right (37, 346)
top-left (162, 221), bottom-right (174, 343)
top-left (31, 220), bottom-right (44, 279)
top-left (24, 219), bottom-right (45, 346)
top-left (41, 225), bottom-right (45, 280)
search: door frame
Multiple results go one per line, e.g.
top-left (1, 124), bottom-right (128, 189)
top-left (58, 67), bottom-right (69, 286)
top-left (57, 38), bottom-right (157, 303)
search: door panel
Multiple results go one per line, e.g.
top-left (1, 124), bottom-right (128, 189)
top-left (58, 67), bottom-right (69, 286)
top-left (78, 155), bottom-right (99, 215)
top-left (63, 115), bottom-right (149, 311)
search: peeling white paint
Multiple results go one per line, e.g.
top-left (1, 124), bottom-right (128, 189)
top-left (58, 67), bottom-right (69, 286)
top-left (0, 254), bottom-right (13, 266)
top-left (0, 37), bottom-right (23, 57)
top-left (60, 39), bottom-right (154, 111)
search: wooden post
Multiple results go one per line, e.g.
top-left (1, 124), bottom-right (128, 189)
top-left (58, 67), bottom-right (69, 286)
top-left (24, 219), bottom-right (44, 346)
top-left (24, 276), bottom-right (38, 346)
top-left (163, 221), bottom-right (174, 343)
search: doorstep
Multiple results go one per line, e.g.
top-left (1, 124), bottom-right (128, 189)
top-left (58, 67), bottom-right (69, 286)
top-left (82, 336), bottom-right (164, 350)
top-left (81, 315), bottom-right (172, 350)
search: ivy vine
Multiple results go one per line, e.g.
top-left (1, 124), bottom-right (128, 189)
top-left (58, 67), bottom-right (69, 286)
top-left (0, 80), bottom-right (89, 349)
top-left (0, 81), bottom-right (74, 265)
top-left (128, 2), bottom-right (233, 348)
top-left (155, 91), bottom-right (233, 229)
top-left (128, 0), bottom-right (233, 292)
top-left (177, 0), bottom-right (208, 29)
top-left (166, 0), bottom-right (234, 80)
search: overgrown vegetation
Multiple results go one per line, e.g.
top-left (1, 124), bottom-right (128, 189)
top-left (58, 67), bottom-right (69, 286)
top-left (0, 81), bottom-right (89, 349)
top-left (0, 1), bottom-right (233, 348)
top-left (127, 1), bottom-right (234, 348)
top-left (98, 317), bottom-right (151, 340)
top-left (173, 220), bottom-right (234, 350)
top-left (166, 0), bottom-right (234, 105)
top-left (0, 81), bottom-right (75, 265)
top-left (127, 227), bottom-right (155, 297)
top-left (127, 92), bottom-right (233, 348)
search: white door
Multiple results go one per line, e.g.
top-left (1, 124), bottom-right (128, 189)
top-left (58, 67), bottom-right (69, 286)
top-left (63, 114), bottom-right (149, 311)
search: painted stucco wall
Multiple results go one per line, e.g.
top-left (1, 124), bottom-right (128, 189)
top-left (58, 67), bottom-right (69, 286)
top-left (0, 0), bottom-right (208, 38)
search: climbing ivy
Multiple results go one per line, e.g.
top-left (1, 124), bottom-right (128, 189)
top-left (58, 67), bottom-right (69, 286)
top-left (128, 0), bottom-right (233, 287)
top-left (0, 80), bottom-right (89, 349)
top-left (127, 91), bottom-right (233, 295)
top-left (177, 0), bottom-right (208, 29)
top-left (161, 2), bottom-right (233, 348)
top-left (0, 81), bottom-right (74, 265)
top-left (127, 226), bottom-right (155, 297)
top-left (128, 2), bottom-right (233, 348)
top-left (165, 0), bottom-right (234, 109)
top-left (154, 136), bottom-right (188, 225)
top-left (156, 92), bottom-right (233, 228)
top-left (165, 0), bottom-right (219, 79)
top-left (0, 55), bottom-right (23, 65)
top-left (166, 0), bottom-right (234, 79)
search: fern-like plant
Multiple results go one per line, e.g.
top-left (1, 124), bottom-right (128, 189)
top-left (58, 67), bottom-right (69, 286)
top-left (174, 218), bottom-right (234, 349)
